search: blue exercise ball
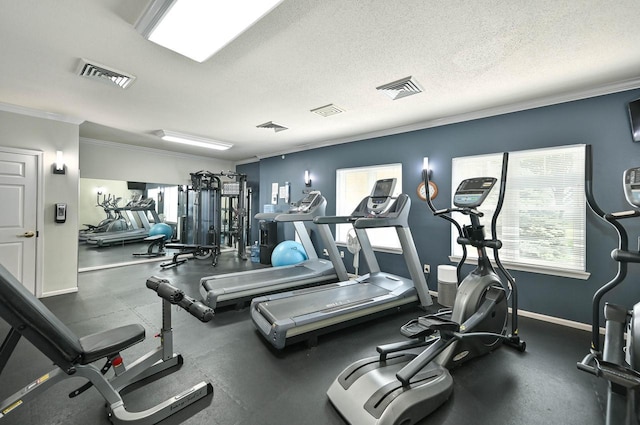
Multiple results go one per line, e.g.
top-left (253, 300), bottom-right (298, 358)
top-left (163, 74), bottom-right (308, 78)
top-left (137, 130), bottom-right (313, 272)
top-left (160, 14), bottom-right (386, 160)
top-left (149, 223), bottom-right (173, 240)
top-left (271, 240), bottom-right (308, 267)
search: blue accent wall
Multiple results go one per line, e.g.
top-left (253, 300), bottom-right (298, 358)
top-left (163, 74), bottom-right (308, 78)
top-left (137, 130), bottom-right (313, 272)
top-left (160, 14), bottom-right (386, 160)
top-left (238, 88), bottom-right (640, 324)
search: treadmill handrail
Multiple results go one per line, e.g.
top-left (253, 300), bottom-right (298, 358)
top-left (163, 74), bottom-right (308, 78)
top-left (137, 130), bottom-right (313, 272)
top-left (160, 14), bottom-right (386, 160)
top-left (255, 196), bottom-right (327, 222)
top-left (273, 211), bottom-right (324, 222)
top-left (313, 215), bottom-right (356, 225)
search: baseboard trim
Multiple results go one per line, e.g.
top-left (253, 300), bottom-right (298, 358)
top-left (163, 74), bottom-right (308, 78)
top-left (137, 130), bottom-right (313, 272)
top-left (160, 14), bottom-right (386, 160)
top-left (41, 287), bottom-right (79, 298)
top-left (78, 256), bottom-right (170, 273)
top-left (429, 290), bottom-right (602, 334)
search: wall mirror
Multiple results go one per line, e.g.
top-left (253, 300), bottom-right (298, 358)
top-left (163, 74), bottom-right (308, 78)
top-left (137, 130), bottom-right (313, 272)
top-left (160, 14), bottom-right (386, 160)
top-left (78, 178), bottom-right (180, 272)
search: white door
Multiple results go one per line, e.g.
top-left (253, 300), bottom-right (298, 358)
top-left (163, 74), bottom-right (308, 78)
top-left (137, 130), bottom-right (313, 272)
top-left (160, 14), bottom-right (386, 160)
top-left (0, 150), bottom-right (38, 294)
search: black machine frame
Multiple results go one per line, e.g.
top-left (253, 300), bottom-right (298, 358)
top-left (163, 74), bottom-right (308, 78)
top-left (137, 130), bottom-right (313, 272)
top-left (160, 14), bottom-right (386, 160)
top-left (162, 170), bottom-right (251, 268)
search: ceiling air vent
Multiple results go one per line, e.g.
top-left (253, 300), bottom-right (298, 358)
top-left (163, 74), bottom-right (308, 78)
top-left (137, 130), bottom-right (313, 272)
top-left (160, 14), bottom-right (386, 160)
top-left (310, 104), bottom-right (344, 117)
top-left (257, 121), bottom-right (288, 132)
top-left (376, 76), bottom-right (422, 100)
top-left (76, 59), bottom-right (136, 89)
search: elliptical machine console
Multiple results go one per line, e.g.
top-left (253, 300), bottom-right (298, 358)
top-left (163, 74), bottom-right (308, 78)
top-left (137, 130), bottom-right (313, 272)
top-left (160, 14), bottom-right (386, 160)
top-left (624, 166), bottom-right (640, 207)
top-left (453, 177), bottom-right (497, 208)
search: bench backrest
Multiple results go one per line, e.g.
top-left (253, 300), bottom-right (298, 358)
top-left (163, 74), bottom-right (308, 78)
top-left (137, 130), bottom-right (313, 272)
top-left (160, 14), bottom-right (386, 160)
top-left (0, 263), bottom-right (82, 372)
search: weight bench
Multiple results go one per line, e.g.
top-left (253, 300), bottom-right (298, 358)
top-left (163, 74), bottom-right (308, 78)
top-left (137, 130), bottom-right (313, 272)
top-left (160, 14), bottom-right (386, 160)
top-left (161, 243), bottom-right (220, 269)
top-left (0, 263), bottom-right (214, 424)
top-left (132, 234), bottom-right (167, 258)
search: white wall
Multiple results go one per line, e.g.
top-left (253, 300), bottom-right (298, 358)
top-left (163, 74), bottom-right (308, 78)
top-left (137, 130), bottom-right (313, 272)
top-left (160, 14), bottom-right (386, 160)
top-left (0, 110), bottom-right (79, 296)
top-left (0, 113), bottom-right (237, 296)
top-left (79, 138), bottom-right (235, 185)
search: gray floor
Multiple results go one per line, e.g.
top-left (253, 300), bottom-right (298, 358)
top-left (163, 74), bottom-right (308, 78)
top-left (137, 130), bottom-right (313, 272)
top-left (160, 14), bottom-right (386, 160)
top-left (1, 252), bottom-right (606, 425)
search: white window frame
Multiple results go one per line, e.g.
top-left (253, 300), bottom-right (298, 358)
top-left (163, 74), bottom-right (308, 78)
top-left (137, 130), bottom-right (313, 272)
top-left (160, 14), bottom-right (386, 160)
top-left (335, 163), bottom-right (403, 252)
top-left (450, 144), bottom-right (589, 279)
top-left (146, 185), bottom-right (179, 223)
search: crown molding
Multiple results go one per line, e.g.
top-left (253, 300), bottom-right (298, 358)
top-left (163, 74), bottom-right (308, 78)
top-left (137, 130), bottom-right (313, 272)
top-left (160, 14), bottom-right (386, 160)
top-left (80, 137), bottom-right (233, 163)
top-left (0, 101), bottom-right (84, 125)
top-left (248, 76), bottom-right (640, 161)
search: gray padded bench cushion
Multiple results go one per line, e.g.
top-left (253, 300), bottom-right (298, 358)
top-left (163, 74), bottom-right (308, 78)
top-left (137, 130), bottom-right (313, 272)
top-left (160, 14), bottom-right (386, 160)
top-left (79, 324), bottom-right (145, 364)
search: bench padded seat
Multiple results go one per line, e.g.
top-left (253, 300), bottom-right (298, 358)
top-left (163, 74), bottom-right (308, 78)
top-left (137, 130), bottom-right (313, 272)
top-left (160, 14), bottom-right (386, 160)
top-left (79, 324), bottom-right (145, 364)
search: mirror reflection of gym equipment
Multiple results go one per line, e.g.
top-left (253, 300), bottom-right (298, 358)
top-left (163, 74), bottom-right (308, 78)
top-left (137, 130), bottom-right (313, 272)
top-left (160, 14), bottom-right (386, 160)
top-left (78, 179), bottom-right (174, 271)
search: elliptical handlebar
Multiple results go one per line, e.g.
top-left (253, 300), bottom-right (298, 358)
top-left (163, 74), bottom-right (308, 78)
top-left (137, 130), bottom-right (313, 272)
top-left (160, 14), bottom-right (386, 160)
top-left (424, 162), bottom-right (467, 284)
top-left (489, 153), bottom-right (520, 338)
top-left (457, 237), bottom-right (502, 250)
top-left (434, 207), bottom-right (483, 217)
top-left (584, 144), bottom-right (632, 353)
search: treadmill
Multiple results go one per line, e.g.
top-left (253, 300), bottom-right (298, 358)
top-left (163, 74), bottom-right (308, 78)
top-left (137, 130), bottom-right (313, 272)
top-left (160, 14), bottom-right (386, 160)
top-left (85, 198), bottom-right (160, 247)
top-left (199, 191), bottom-right (349, 310)
top-left (250, 179), bottom-right (433, 349)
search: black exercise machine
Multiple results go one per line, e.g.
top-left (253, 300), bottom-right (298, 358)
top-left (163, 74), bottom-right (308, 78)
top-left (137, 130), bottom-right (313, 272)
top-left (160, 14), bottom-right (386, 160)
top-left (132, 234), bottom-right (167, 258)
top-left (0, 265), bottom-right (214, 424)
top-left (160, 243), bottom-right (218, 268)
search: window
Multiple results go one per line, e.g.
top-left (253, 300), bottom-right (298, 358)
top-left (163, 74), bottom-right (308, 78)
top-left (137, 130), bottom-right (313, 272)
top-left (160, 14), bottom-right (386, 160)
top-left (335, 163), bottom-right (402, 250)
top-left (146, 186), bottom-right (179, 223)
top-left (451, 144), bottom-right (586, 277)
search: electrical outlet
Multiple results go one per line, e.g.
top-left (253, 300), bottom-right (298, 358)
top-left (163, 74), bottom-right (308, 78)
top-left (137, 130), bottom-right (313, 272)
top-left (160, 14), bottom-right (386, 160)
top-left (340, 250), bottom-right (345, 258)
top-left (423, 264), bottom-right (430, 273)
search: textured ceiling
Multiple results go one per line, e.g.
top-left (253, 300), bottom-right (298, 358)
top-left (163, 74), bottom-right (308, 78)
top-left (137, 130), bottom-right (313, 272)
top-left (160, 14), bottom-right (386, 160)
top-left (1, 0), bottom-right (640, 162)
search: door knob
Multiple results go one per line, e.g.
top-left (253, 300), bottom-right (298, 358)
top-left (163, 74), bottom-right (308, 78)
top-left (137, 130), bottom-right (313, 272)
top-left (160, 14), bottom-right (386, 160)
top-left (20, 231), bottom-right (35, 238)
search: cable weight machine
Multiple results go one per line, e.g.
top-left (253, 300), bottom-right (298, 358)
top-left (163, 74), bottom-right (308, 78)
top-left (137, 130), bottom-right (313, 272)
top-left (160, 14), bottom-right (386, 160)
top-left (164, 170), bottom-right (250, 268)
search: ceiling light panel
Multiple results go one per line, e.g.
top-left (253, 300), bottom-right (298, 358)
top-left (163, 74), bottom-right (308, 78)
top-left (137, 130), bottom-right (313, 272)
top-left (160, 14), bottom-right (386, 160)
top-left (376, 76), bottom-right (423, 100)
top-left (310, 104), bottom-right (345, 117)
top-left (136, 0), bottom-right (284, 63)
top-left (155, 130), bottom-right (233, 150)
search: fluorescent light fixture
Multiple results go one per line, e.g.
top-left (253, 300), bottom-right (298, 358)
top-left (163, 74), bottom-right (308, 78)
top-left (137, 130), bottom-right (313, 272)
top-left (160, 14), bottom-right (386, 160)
top-left (136, 0), bottom-right (284, 63)
top-left (155, 130), bottom-right (233, 151)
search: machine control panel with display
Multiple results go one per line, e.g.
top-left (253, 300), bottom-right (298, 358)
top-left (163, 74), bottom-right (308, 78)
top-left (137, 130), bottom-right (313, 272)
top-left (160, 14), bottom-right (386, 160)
top-left (453, 177), bottom-right (497, 208)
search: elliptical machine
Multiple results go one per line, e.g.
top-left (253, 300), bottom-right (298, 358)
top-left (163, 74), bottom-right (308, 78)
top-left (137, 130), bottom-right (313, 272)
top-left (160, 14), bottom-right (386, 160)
top-left (327, 152), bottom-right (525, 425)
top-left (577, 145), bottom-right (640, 425)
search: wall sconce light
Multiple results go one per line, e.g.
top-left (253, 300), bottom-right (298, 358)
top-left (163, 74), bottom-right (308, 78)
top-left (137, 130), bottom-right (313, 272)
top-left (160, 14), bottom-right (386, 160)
top-left (304, 170), bottom-right (312, 187)
top-left (422, 157), bottom-right (431, 180)
top-left (52, 150), bottom-right (66, 175)
top-left (96, 187), bottom-right (105, 204)
top-left (418, 157), bottom-right (438, 201)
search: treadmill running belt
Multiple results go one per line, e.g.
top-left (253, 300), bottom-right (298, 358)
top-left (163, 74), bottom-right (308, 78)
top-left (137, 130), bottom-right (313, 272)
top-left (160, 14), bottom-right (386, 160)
top-left (259, 283), bottom-right (390, 320)
top-left (204, 264), bottom-right (315, 290)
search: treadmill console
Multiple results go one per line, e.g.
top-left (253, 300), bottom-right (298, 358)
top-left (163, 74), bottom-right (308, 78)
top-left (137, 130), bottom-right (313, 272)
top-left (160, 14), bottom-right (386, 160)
top-left (366, 178), bottom-right (397, 214)
top-left (290, 191), bottom-right (320, 213)
top-left (453, 177), bottom-right (497, 208)
top-left (624, 167), bottom-right (640, 208)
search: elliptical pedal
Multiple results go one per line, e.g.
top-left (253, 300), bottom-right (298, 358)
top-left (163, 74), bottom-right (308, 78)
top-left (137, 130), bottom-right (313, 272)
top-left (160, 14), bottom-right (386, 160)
top-left (400, 318), bottom-right (436, 339)
top-left (400, 315), bottom-right (461, 339)
top-left (417, 315), bottom-right (460, 333)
